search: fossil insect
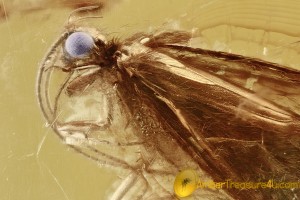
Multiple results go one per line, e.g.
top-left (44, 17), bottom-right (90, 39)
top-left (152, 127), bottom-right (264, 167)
top-left (37, 8), bottom-right (300, 200)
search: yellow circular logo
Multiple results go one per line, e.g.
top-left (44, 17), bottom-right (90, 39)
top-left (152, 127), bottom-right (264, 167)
top-left (173, 169), bottom-right (198, 197)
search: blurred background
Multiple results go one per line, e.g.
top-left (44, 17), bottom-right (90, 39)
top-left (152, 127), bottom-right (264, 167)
top-left (0, 0), bottom-right (300, 199)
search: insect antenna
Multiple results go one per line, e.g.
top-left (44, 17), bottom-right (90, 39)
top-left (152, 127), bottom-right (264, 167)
top-left (67, 5), bottom-right (103, 28)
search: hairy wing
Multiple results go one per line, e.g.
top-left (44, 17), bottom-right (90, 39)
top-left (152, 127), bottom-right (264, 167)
top-left (118, 31), bottom-right (300, 199)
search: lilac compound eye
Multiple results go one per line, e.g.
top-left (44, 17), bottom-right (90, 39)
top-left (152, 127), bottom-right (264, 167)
top-left (65, 32), bottom-right (94, 58)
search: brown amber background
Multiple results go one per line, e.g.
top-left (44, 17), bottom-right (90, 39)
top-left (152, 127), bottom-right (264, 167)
top-left (0, 0), bottom-right (299, 199)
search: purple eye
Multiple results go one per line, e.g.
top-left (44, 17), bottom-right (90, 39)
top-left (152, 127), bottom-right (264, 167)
top-left (65, 32), bottom-right (94, 58)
